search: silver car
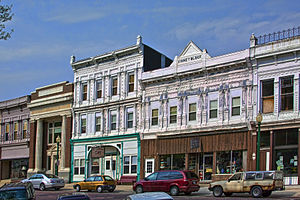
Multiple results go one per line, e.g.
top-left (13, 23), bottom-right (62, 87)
top-left (22, 174), bottom-right (65, 191)
top-left (126, 192), bottom-right (174, 200)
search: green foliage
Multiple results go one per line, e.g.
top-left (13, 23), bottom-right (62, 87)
top-left (0, 0), bottom-right (13, 40)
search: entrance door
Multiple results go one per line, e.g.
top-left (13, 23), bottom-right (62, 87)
top-left (105, 156), bottom-right (116, 179)
top-left (200, 154), bottom-right (213, 180)
top-left (145, 158), bottom-right (155, 177)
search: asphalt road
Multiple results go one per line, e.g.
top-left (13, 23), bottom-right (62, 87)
top-left (35, 187), bottom-right (300, 200)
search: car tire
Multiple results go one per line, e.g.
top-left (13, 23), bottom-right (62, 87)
top-left (213, 186), bottom-right (223, 197)
top-left (251, 186), bottom-right (262, 198)
top-left (170, 186), bottom-right (179, 196)
top-left (262, 190), bottom-right (272, 197)
top-left (136, 185), bottom-right (143, 194)
top-left (224, 192), bottom-right (232, 197)
top-left (75, 185), bottom-right (81, 192)
top-left (97, 186), bottom-right (103, 193)
top-left (39, 183), bottom-right (46, 191)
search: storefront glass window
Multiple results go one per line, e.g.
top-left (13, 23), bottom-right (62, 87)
top-left (275, 149), bottom-right (298, 176)
top-left (261, 131), bottom-right (270, 147)
top-left (160, 155), bottom-right (171, 170)
top-left (217, 150), bottom-right (243, 174)
top-left (275, 129), bottom-right (298, 146)
top-left (173, 154), bottom-right (185, 170)
top-left (91, 158), bottom-right (99, 174)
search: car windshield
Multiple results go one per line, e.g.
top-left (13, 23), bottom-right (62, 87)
top-left (0, 189), bottom-right (27, 200)
top-left (184, 171), bottom-right (199, 179)
top-left (104, 176), bottom-right (113, 181)
top-left (45, 174), bottom-right (58, 179)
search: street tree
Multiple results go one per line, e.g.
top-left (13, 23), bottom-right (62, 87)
top-left (0, 0), bottom-right (13, 40)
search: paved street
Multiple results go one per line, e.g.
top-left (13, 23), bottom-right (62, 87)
top-left (34, 185), bottom-right (300, 200)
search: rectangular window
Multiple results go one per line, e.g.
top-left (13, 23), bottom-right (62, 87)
top-left (74, 159), bottom-right (85, 175)
top-left (170, 106), bottom-right (177, 124)
top-left (128, 73), bottom-right (134, 93)
top-left (47, 156), bottom-right (51, 170)
top-left (111, 114), bottom-right (117, 130)
top-left (95, 113), bottom-right (101, 132)
top-left (280, 76), bottom-right (294, 111)
top-left (262, 79), bottom-right (274, 113)
top-left (5, 124), bottom-right (9, 141)
top-left (112, 77), bottom-right (118, 96)
top-left (127, 112), bottom-right (133, 129)
top-left (22, 120), bottom-right (28, 139)
top-left (54, 122), bottom-right (61, 143)
top-left (209, 100), bottom-right (218, 119)
top-left (91, 158), bottom-right (99, 174)
top-left (82, 83), bottom-right (88, 101)
top-left (232, 97), bottom-right (241, 116)
top-left (48, 123), bottom-right (53, 144)
top-left (124, 156), bottom-right (130, 174)
top-left (189, 103), bottom-right (197, 121)
top-left (13, 122), bottom-right (18, 140)
top-left (151, 109), bottom-right (159, 126)
top-left (106, 160), bottom-right (110, 170)
top-left (81, 115), bottom-right (87, 134)
top-left (131, 156), bottom-right (137, 173)
top-left (96, 81), bottom-right (102, 99)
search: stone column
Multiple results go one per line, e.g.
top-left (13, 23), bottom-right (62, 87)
top-left (35, 119), bottom-right (43, 172)
top-left (61, 115), bottom-right (66, 169)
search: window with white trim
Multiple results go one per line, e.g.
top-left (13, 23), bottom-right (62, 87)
top-left (123, 155), bottom-right (137, 174)
top-left (22, 120), bottom-right (28, 139)
top-left (170, 106), bottom-right (177, 124)
top-left (127, 112), bottom-right (133, 129)
top-left (209, 100), bottom-right (218, 119)
top-left (96, 80), bottom-right (102, 99)
top-left (91, 158), bottom-right (99, 174)
top-left (111, 77), bottom-right (118, 96)
top-left (111, 114), bottom-right (117, 130)
top-left (81, 115), bottom-right (87, 134)
top-left (48, 122), bottom-right (62, 144)
top-left (151, 109), bottom-right (158, 126)
top-left (95, 113), bottom-right (101, 132)
top-left (74, 159), bottom-right (85, 175)
top-left (188, 103), bottom-right (197, 121)
top-left (128, 73), bottom-right (134, 93)
top-left (232, 97), bottom-right (241, 116)
top-left (82, 83), bottom-right (88, 101)
top-left (13, 122), bottom-right (18, 140)
top-left (280, 76), bottom-right (294, 111)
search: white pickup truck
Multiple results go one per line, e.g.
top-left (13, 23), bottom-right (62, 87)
top-left (208, 171), bottom-right (284, 198)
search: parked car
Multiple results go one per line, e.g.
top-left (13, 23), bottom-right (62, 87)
top-left (133, 170), bottom-right (200, 196)
top-left (57, 193), bottom-right (90, 200)
top-left (22, 174), bottom-right (65, 191)
top-left (208, 170), bottom-right (285, 198)
top-left (0, 182), bottom-right (35, 200)
top-left (125, 192), bottom-right (174, 200)
top-left (73, 175), bottom-right (116, 193)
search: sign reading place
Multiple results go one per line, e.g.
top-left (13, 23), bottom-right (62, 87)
top-left (178, 55), bottom-right (201, 63)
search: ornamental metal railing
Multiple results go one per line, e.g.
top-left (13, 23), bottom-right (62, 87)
top-left (257, 26), bottom-right (300, 45)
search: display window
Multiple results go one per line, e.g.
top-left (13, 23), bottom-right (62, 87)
top-left (216, 150), bottom-right (243, 174)
top-left (275, 149), bottom-right (298, 176)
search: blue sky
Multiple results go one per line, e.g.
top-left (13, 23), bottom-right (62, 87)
top-left (0, 0), bottom-right (299, 101)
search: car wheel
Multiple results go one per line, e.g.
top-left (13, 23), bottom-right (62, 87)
top-left (224, 192), bottom-right (232, 197)
top-left (39, 183), bottom-right (46, 191)
top-left (75, 185), bottom-right (81, 192)
top-left (251, 186), bottom-right (262, 198)
top-left (170, 186), bottom-right (179, 196)
top-left (97, 186), bottom-right (103, 193)
top-left (262, 190), bottom-right (272, 197)
top-left (135, 185), bottom-right (143, 194)
top-left (213, 186), bottom-right (223, 197)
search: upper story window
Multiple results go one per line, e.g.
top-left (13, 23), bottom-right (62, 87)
top-left (232, 97), bottom-right (241, 116)
top-left (261, 79), bottom-right (274, 113)
top-left (81, 115), bottom-right (87, 134)
top-left (127, 111), bottom-right (133, 129)
top-left (280, 76), bottom-right (294, 111)
top-left (95, 113), bottom-right (101, 132)
top-left (82, 83), bottom-right (88, 101)
top-left (151, 109), bottom-right (159, 126)
top-left (111, 113), bottom-right (117, 130)
top-left (96, 81), bottom-right (102, 99)
top-left (13, 122), bottom-right (18, 140)
top-left (188, 103), bottom-right (197, 121)
top-left (23, 120), bottom-right (28, 139)
top-left (48, 122), bottom-right (62, 144)
top-left (112, 77), bottom-right (118, 96)
top-left (5, 123), bottom-right (9, 141)
top-left (170, 106), bottom-right (177, 124)
top-left (128, 73), bottom-right (134, 93)
top-left (209, 100), bottom-right (218, 119)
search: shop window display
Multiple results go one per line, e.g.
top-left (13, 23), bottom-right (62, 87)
top-left (217, 150), bottom-right (243, 174)
top-left (160, 154), bottom-right (185, 170)
top-left (275, 149), bottom-right (298, 176)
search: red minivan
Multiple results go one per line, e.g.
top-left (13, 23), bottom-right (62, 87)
top-left (133, 170), bottom-right (200, 196)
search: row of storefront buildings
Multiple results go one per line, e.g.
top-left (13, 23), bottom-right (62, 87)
top-left (1, 27), bottom-right (300, 185)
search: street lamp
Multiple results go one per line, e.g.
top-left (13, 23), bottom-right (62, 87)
top-left (256, 113), bottom-right (263, 171)
top-left (55, 135), bottom-right (61, 176)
